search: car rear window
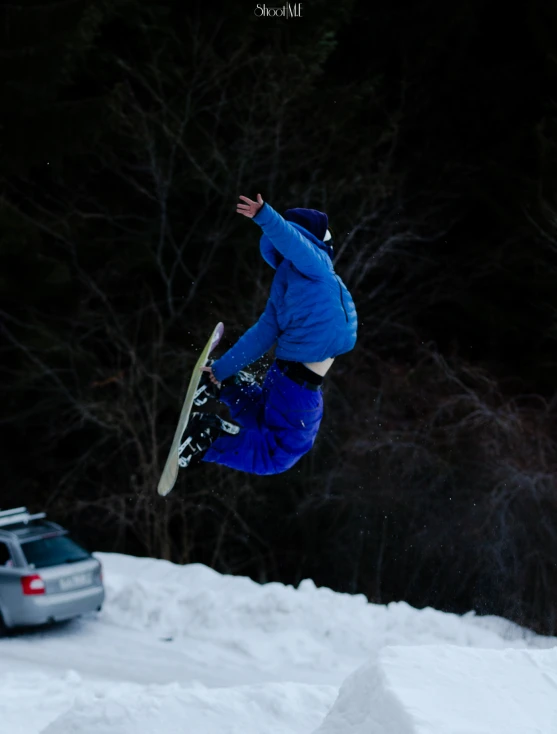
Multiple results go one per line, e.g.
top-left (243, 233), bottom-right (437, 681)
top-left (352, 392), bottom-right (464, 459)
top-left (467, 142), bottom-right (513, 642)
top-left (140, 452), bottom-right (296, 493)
top-left (22, 535), bottom-right (90, 569)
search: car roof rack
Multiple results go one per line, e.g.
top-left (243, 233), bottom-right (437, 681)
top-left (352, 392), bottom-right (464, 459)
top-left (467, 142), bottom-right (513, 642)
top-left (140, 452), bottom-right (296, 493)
top-left (0, 507), bottom-right (47, 528)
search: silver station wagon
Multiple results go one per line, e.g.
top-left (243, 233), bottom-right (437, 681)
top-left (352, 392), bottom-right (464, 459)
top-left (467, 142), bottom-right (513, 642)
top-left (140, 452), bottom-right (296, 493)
top-left (0, 507), bottom-right (104, 633)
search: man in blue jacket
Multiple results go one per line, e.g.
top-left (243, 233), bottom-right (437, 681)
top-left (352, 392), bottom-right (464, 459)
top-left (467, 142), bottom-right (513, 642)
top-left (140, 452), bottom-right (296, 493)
top-left (179, 193), bottom-right (358, 475)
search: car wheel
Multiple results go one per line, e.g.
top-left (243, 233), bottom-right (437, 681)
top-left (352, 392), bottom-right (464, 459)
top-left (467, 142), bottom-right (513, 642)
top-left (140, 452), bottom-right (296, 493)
top-left (0, 612), bottom-right (8, 638)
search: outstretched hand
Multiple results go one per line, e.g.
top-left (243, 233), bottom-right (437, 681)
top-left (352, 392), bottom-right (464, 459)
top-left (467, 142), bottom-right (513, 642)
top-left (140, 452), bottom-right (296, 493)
top-left (237, 194), bottom-right (264, 218)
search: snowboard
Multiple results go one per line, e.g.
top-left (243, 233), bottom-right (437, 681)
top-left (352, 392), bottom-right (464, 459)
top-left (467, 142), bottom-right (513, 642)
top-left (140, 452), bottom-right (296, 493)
top-left (157, 322), bottom-right (224, 497)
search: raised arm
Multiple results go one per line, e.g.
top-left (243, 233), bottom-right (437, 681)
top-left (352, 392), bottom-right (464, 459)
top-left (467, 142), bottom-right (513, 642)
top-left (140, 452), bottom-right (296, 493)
top-left (237, 194), bottom-right (333, 279)
top-left (211, 298), bottom-right (279, 382)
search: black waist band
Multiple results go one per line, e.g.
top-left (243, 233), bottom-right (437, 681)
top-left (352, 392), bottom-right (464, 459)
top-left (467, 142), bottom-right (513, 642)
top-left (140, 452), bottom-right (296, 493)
top-left (275, 359), bottom-right (324, 387)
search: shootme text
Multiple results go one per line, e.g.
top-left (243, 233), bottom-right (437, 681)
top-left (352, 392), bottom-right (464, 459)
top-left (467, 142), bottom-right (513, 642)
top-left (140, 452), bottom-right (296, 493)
top-left (254, 3), bottom-right (303, 18)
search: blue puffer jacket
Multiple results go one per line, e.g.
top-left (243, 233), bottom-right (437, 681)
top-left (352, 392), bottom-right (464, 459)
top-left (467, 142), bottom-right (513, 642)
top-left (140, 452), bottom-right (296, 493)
top-left (212, 202), bottom-right (358, 382)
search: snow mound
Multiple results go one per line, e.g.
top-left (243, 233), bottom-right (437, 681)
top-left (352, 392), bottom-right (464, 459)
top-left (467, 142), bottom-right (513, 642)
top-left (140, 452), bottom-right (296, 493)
top-left (314, 645), bottom-right (557, 734)
top-left (0, 670), bottom-right (83, 734)
top-left (41, 678), bottom-right (334, 734)
top-left (98, 552), bottom-right (555, 678)
top-left (2, 553), bottom-right (557, 734)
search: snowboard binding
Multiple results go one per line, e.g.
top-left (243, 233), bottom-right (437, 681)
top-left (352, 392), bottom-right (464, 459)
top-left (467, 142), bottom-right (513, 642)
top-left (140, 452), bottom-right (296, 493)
top-left (178, 413), bottom-right (240, 468)
top-left (193, 359), bottom-right (221, 407)
top-left (194, 360), bottom-right (258, 408)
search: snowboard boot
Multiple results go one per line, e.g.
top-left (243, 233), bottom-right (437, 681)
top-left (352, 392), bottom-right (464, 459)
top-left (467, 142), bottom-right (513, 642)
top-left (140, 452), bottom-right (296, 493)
top-left (193, 359), bottom-right (221, 407)
top-left (178, 412), bottom-right (240, 468)
top-left (195, 363), bottom-right (258, 407)
top-left (222, 369), bottom-right (257, 389)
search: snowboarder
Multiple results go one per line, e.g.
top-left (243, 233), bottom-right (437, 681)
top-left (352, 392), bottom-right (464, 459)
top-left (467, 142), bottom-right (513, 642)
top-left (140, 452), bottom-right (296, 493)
top-left (180, 193), bottom-right (358, 475)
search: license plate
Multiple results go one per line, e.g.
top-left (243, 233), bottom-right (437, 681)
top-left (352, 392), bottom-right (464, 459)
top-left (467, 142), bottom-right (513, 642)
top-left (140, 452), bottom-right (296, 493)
top-left (59, 572), bottom-right (93, 591)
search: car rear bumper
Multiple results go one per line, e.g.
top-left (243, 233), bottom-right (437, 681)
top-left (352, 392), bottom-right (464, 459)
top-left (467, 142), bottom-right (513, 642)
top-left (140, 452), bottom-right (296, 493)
top-left (11, 585), bottom-right (105, 627)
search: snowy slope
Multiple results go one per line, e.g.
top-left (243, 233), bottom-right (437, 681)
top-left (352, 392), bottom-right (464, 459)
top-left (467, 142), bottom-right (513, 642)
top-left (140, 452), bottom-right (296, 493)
top-left (0, 552), bottom-right (555, 734)
top-left (315, 646), bottom-right (557, 734)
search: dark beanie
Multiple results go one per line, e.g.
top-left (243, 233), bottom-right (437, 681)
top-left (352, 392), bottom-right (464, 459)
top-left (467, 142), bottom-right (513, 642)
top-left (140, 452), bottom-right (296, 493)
top-left (284, 208), bottom-right (328, 241)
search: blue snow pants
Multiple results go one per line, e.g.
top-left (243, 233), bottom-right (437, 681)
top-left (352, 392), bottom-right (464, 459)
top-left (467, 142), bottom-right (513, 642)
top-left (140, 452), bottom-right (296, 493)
top-left (202, 361), bottom-right (324, 475)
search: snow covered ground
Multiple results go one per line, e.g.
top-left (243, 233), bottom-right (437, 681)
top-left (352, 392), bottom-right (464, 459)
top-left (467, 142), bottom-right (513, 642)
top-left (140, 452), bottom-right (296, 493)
top-left (0, 552), bottom-right (556, 733)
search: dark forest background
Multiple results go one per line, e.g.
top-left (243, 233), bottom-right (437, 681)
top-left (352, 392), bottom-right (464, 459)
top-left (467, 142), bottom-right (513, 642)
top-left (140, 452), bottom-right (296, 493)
top-left (2, 0), bottom-right (557, 635)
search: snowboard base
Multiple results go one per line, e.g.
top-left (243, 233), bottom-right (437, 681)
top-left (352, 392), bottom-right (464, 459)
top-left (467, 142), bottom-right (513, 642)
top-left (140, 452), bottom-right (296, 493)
top-left (157, 323), bottom-right (224, 496)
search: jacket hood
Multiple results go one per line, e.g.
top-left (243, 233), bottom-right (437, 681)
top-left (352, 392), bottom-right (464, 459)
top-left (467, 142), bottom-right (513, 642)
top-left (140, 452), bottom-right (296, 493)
top-left (284, 208), bottom-right (328, 240)
top-left (260, 222), bottom-right (334, 270)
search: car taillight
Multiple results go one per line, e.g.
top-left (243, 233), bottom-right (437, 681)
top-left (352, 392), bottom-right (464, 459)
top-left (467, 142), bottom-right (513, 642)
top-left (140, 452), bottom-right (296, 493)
top-left (21, 574), bottom-right (46, 595)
